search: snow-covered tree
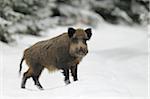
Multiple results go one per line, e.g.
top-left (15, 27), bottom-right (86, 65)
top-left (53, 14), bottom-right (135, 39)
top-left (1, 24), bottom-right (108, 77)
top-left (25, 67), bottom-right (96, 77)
top-left (0, 0), bottom-right (149, 43)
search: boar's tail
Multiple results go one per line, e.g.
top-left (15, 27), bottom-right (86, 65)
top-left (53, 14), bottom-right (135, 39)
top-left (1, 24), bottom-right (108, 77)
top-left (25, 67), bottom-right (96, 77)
top-left (19, 56), bottom-right (25, 75)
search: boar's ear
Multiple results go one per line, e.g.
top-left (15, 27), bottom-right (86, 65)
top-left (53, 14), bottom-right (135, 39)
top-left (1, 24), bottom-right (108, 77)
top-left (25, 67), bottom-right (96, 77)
top-left (85, 28), bottom-right (92, 40)
top-left (68, 27), bottom-right (76, 38)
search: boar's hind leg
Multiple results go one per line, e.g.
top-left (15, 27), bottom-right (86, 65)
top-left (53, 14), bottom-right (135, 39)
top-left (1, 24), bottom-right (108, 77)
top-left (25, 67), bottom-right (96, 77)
top-left (32, 66), bottom-right (44, 90)
top-left (21, 68), bottom-right (32, 89)
top-left (71, 65), bottom-right (78, 81)
top-left (62, 69), bottom-right (70, 85)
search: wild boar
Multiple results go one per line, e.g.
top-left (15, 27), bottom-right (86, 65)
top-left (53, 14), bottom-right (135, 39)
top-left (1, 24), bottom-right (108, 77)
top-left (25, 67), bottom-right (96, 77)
top-left (19, 27), bottom-right (92, 90)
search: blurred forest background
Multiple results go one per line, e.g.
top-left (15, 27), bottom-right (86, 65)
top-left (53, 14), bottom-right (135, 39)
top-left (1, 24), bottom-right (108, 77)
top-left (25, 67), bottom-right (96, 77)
top-left (0, 0), bottom-right (149, 43)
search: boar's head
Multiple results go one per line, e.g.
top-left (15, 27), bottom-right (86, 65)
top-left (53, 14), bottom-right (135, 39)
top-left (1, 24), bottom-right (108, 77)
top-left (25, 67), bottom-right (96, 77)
top-left (68, 27), bottom-right (92, 58)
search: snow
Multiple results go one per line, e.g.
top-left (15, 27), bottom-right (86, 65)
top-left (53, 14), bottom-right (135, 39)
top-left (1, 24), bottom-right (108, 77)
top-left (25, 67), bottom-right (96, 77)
top-left (0, 23), bottom-right (149, 99)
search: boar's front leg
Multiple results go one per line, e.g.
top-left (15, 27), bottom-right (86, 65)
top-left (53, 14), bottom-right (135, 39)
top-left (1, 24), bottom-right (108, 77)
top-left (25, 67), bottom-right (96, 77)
top-left (62, 69), bottom-right (70, 85)
top-left (71, 65), bottom-right (78, 81)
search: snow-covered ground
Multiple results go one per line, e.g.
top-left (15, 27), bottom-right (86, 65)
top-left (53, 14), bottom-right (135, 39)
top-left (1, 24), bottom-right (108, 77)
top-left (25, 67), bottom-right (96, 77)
top-left (0, 23), bottom-right (149, 99)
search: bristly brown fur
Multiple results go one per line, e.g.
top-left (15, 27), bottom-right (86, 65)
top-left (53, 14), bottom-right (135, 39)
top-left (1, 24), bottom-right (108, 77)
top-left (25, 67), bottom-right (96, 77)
top-left (19, 28), bottom-right (92, 90)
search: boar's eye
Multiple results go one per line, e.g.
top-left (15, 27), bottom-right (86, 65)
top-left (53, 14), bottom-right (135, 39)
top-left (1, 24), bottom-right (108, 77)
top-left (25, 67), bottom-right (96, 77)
top-left (72, 38), bottom-right (78, 43)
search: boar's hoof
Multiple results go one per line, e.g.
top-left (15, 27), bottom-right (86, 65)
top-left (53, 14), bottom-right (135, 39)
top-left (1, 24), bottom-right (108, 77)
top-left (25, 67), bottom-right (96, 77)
top-left (21, 86), bottom-right (25, 89)
top-left (36, 85), bottom-right (44, 90)
top-left (74, 78), bottom-right (78, 81)
top-left (65, 80), bottom-right (71, 85)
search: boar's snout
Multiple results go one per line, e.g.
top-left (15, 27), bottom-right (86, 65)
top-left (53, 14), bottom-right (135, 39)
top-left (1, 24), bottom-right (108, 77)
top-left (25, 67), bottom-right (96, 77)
top-left (78, 46), bottom-right (88, 55)
top-left (74, 45), bottom-right (88, 58)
